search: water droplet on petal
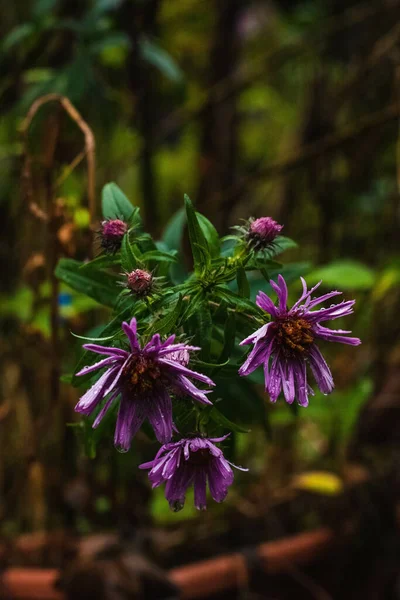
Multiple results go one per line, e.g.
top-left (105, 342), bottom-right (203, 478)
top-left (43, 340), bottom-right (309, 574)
top-left (115, 444), bottom-right (129, 454)
top-left (170, 500), bottom-right (184, 512)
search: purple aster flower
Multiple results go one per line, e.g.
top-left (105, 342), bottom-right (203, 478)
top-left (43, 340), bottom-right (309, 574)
top-left (100, 218), bottom-right (128, 253)
top-left (75, 318), bottom-right (215, 451)
top-left (139, 435), bottom-right (247, 511)
top-left (239, 275), bottom-right (361, 407)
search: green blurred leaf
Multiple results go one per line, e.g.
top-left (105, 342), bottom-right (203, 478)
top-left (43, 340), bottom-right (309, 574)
top-left (55, 258), bottom-right (118, 307)
top-left (307, 260), bottom-right (375, 290)
top-left (139, 37), bottom-right (184, 83)
top-left (209, 407), bottom-right (250, 433)
top-left (2, 24), bottom-right (35, 52)
top-left (161, 207), bottom-right (186, 250)
top-left (148, 294), bottom-right (183, 336)
top-left (102, 182), bottom-right (135, 221)
top-left (79, 254), bottom-right (121, 271)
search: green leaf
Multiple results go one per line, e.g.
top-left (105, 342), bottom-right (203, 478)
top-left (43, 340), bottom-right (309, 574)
top-left (307, 260), bottom-right (375, 290)
top-left (195, 302), bottom-right (213, 359)
top-left (209, 407), bottom-right (250, 433)
top-left (274, 235), bottom-right (298, 253)
top-left (79, 254), bottom-right (121, 271)
top-left (102, 182), bottom-right (135, 221)
top-left (55, 258), bottom-right (118, 307)
top-left (196, 213), bottom-right (220, 258)
top-left (121, 235), bottom-right (137, 272)
top-left (141, 250), bottom-right (177, 263)
top-left (148, 294), bottom-right (183, 336)
top-left (2, 24), bottom-right (35, 52)
top-left (162, 207), bottom-right (186, 250)
top-left (139, 37), bottom-right (184, 83)
top-left (184, 194), bottom-right (210, 273)
top-left (237, 267), bottom-right (250, 298)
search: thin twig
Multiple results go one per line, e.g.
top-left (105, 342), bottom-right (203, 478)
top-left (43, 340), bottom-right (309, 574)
top-left (21, 93), bottom-right (96, 226)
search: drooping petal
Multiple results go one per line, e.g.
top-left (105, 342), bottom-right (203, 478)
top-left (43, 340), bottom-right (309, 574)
top-left (238, 342), bottom-right (268, 377)
top-left (194, 469), bottom-right (207, 510)
top-left (173, 375), bottom-right (213, 405)
top-left (208, 457), bottom-right (233, 502)
top-left (146, 388), bottom-right (173, 444)
top-left (114, 394), bottom-right (145, 452)
top-left (75, 367), bottom-right (120, 415)
top-left (267, 353), bottom-right (282, 402)
top-left (280, 360), bottom-right (295, 404)
top-left (292, 360), bottom-right (309, 407)
top-left (158, 358), bottom-right (215, 386)
top-left (165, 464), bottom-right (194, 509)
top-left (308, 345), bottom-right (334, 395)
top-left (92, 388), bottom-right (120, 428)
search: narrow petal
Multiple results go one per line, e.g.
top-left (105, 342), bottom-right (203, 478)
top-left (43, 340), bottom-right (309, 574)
top-left (157, 344), bottom-right (200, 357)
top-left (92, 388), bottom-right (120, 428)
top-left (256, 291), bottom-right (277, 317)
top-left (122, 321), bottom-right (140, 351)
top-left (75, 367), bottom-right (119, 415)
top-left (314, 325), bottom-right (361, 346)
top-left (306, 290), bottom-right (342, 309)
top-left (267, 353), bottom-right (282, 402)
top-left (83, 344), bottom-right (129, 358)
top-left (307, 300), bottom-right (356, 323)
top-left (270, 275), bottom-right (288, 313)
top-left (208, 457), bottom-right (233, 502)
top-left (291, 279), bottom-right (322, 311)
top-left (165, 464), bottom-right (194, 509)
top-left (308, 345), bottom-right (334, 395)
top-left (76, 356), bottom-right (120, 377)
top-left (292, 360), bottom-right (309, 407)
top-left (158, 358), bottom-right (215, 386)
top-left (173, 375), bottom-right (213, 405)
top-left (114, 394), bottom-right (145, 451)
top-left (280, 360), bottom-right (295, 404)
top-left (238, 342), bottom-right (268, 377)
top-left (194, 469), bottom-right (207, 510)
top-left (240, 322), bottom-right (271, 346)
top-left (147, 389), bottom-right (173, 444)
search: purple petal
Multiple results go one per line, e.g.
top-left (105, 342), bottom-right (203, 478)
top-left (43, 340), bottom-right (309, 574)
top-left (92, 388), bottom-right (120, 428)
top-left (207, 457), bottom-right (233, 502)
top-left (314, 324), bottom-right (361, 346)
top-left (194, 469), bottom-right (207, 510)
top-left (308, 345), bottom-right (334, 395)
top-left (256, 291), bottom-right (278, 317)
top-left (292, 360), bottom-right (309, 407)
top-left (270, 275), bottom-right (288, 313)
top-left (147, 389), bottom-right (173, 444)
top-left (114, 394), bottom-right (145, 451)
top-left (157, 344), bottom-right (200, 357)
top-left (280, 361), bottom-right (295, 404)
top-left (75, 367), bottom-right (120, 415)
top-left (83, 344), bottom-right (129, 358)
top-left (307, 300), bottom-right (356, 323)
top-left (238, 342), bottom-right (268, 377)
top-left (157, 358), bottom-right (215, 386)
top-left (240, 322), bottom-right (271, 346)
top-left (291, 278), bottom-right (322, 311)
top-left (306, 290), bottom-right (342, 309)
top-left (76, 356), bottom-right (120, 377)
top-left (122, 320), bottom-right (140, 351)
top-left (173, 375), bottom-right (213, 405)
top-left (267, 353), bottom-right (282, 402)
top-left (165, 464), bottom-right (194, 509)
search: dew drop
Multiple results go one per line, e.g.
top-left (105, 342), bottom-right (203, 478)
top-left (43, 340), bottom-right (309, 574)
top-left (115, 444), bottom-right (129, 454)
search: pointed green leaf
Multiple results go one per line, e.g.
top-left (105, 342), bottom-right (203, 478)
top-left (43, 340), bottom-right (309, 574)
top-left (102, 182), bottom-right (135, 221)
top-left (184, 194), bottom-right (209, 273)
top-left (209, 407), bottom-right (250, 433)
top-left (196, 213), bottom-right (220, 257)
top-left (148, 294), bottom-right (183, 336)
top-left (237, 267), bottom-right (250, 298)
top-left (79, 253), bottom-right (121, 271)
top-left (121, 235), bottom-right (137, 272)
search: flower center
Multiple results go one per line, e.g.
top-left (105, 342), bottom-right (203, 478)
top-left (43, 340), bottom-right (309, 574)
top-left (122, 354), bottom-right (162, 394)
top-left (187, 448), bottom-right (211, 466)
top-left (272, 315), bottom-right (314, 356)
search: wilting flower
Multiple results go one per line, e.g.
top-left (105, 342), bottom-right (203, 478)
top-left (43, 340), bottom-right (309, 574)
top-left (125, 269), bottom-right (153, 296)
top-left (239, 275), bottom-right (361, 407)
top-left (139, 436), bottom-right (246, 511)
top-left (75, 318), bottom-right (214, 451)
top-left (100, 219), bottom-right (128, 253)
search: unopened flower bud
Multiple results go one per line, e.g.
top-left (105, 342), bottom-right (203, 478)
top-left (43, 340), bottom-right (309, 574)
top-left (126, 269), bottom-right (153, 296)
top-left (100, 219), bottom-right (128, 253)
top-left (247, 217), bottom-right (283, 250)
